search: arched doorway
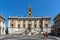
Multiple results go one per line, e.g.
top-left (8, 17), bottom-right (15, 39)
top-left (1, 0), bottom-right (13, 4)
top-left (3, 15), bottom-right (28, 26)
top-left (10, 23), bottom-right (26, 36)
top-left (28, 24), bottom-right (31, 32)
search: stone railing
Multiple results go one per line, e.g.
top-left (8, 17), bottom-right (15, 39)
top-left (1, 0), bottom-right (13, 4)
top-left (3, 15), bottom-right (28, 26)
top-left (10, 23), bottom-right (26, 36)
top-left (8, 27), bottom-right (26, 34)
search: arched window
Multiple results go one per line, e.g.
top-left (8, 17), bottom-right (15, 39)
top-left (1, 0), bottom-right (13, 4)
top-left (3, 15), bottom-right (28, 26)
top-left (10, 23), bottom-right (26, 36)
top-left (34, 24), bottom-right (36, 28)
top-left (45, 24), bottom-right (48, 28)
top-left (18, 24), bottom-right (20, 29)
top-left (45, 19), bottom-right (48, 21)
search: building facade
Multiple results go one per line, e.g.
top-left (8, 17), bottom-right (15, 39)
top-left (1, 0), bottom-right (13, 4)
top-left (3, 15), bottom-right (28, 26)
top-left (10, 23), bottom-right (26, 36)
top-left (8, 7), bottom-right (51, 35)
top-left (0, 14), bottom-right (5, 34)
top-left (54, 13), bottom-right (60, 35)
top-left (51, 25), bottom-right (54, 35)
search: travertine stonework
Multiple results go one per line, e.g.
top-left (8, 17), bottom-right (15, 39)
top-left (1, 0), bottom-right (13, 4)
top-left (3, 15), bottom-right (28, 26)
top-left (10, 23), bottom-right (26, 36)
top-left (9, 18), bottom-right (50, 28)
top-left (43, 19), bottom-right (50, 28)
top-left (8, 7), bottom-right (51, 34)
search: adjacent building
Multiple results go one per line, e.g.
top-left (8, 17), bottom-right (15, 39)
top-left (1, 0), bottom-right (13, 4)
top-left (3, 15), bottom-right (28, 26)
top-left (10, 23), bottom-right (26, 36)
top-left (8, 7), bottom-right (51, 34)
top-left (0, 14), bottom-right (5, 34)
top-left (51, 25), bottom-right (54, 35)
top-left (54, 13), bottom-right (60, 35)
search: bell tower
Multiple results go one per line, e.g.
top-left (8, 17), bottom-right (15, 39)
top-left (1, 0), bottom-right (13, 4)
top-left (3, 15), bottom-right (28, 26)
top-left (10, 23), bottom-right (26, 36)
top-left (28, 7), bottom-right (32, 17)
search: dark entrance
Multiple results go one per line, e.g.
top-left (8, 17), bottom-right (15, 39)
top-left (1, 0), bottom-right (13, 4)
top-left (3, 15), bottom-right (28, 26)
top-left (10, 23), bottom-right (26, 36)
top-left (5, 28), bottom-right (8, 34)
top-left (28, 24), bottom-right (31, 32)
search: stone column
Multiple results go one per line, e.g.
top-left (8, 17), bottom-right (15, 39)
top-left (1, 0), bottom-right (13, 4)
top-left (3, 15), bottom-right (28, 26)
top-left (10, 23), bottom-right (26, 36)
top-left (20, 20), bottom-right (23, 28)
top-left (36, 20), bottom-right (40, 28)
top-left (1, 28), bottom-right (2, 34)
top-left (16, 20), bottom-right (18, 28)
top-left (1, 22), bottom-right (3, 34)
top-left (25, 20), bottom-right (28, 28)
top-left (8, 20), bottom-right (10, 27)
top-left (31, 20), bottom-right (34, 28)
top-left (3, 22), bottom-right (5, 34)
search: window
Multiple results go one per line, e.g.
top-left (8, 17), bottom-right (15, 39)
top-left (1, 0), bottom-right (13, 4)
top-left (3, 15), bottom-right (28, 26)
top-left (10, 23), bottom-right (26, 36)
top-left (23, 24), bottom-right (25, 28)
top-left (28, 24), bottom-right (31, 32)
top-left (23, 20), bottom-right (25, 23)
top-left (34, 24), bottom-right (36, 28)
top-left (29, 9), bottom-right (31, 12)
top-left (11, 19), bottom-right (13, 21)
top-left (18, 24), bottom-right (20, 29)
top-left (35, 20), bottom-right (36, 22)
top-left (45, 19), bottom-right (48, 21)
top-left (45, 24), bottom-right (48, 28)
top-left (29, 14), bottom-right (31, 16)
top-left (18, 20), bottom-right (20, 22)
top-left (28, 24), bottom-right (31, 28)
top-left (34, 20), bottom-right (36, 25)
top-left (29, 20), bottom-right (31, 24)
top-left (40, 25), bottom-right (41, 28)
top-left (29, 20), bottom-right (31, 22)
top-left (11, 24), bottom-right (14, 28)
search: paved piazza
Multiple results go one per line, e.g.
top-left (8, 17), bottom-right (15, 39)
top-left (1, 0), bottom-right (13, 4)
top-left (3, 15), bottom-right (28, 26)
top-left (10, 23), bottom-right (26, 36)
top-left (0, 34), bottom-right (58, 40)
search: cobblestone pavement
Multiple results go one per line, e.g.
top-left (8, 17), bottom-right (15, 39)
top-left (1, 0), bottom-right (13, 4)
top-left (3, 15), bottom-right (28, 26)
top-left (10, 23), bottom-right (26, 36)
top-left (0, 34), bottom-right (59, 40)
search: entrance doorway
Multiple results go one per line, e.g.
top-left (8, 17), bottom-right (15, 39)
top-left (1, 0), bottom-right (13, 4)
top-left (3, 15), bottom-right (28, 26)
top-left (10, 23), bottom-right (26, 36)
top-left (28, 24), bottom-right (31, 32)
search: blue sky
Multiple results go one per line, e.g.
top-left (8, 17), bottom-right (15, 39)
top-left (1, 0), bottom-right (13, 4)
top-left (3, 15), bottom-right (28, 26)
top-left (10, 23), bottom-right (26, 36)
top-left (0, 0), bottom-right (60, 27)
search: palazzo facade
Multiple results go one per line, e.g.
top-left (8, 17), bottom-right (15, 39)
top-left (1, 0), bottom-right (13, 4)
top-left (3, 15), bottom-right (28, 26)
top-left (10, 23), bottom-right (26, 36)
top-left (8, 7), bottom-right (51, 34)
top-left (54, 13), bottom-right (60, 35)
